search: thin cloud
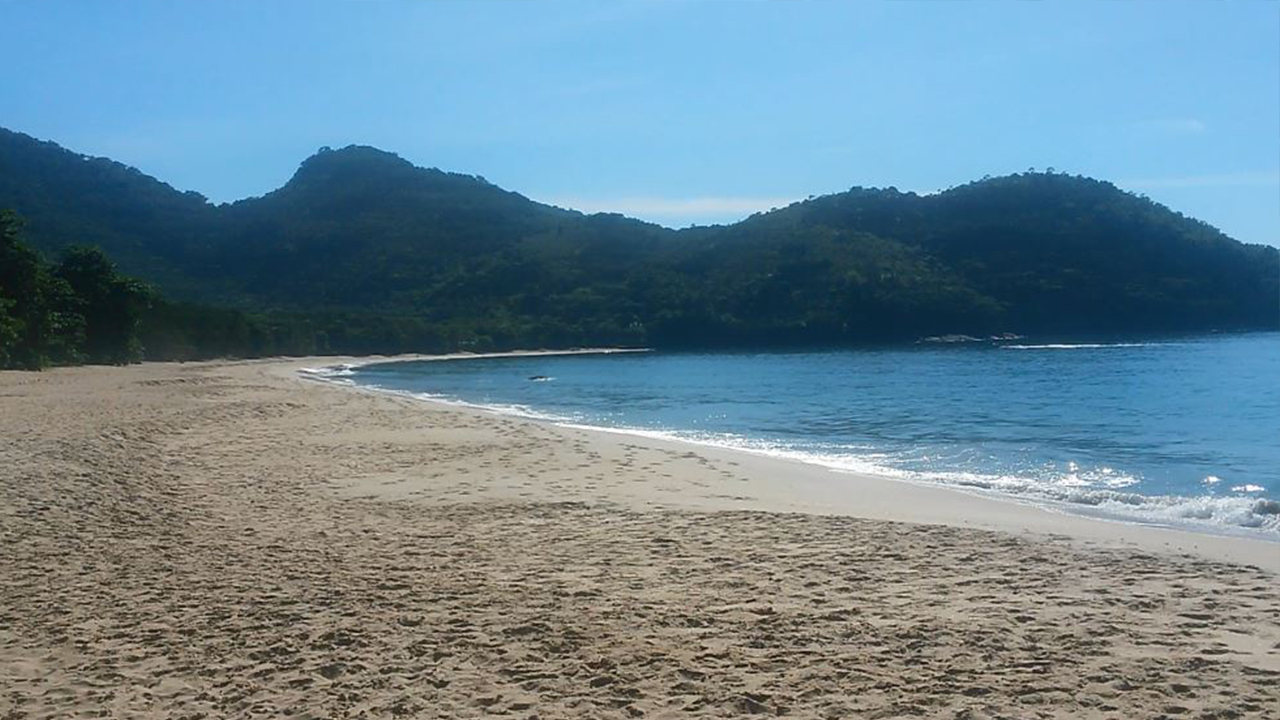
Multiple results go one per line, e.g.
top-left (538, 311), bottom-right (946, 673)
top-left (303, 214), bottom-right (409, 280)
top-left (1122, 171), bottom-right (1280, 189)
top-left (1132, 118), bottom-right (1208, 136)
top-left (544, 196), bottom-right (800, 219)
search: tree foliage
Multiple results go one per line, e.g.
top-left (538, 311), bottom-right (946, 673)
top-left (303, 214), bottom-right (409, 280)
top-left (0, 211), bottom-right (153, 368)
top-left (54, 246), bottom-right (153, 364)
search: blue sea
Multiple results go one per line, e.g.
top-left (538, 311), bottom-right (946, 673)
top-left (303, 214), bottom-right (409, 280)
top-left (320, 332), bottom-right (1280, 538)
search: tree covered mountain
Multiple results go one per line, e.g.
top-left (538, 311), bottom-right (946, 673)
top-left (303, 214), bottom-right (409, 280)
top-left (1, 126), bottom-right (1275, 358)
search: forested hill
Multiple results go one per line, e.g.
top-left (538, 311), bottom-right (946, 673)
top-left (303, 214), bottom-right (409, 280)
top-left (0, 128), bottom-right (219, 292)
top-left (1, 126), bottom-right (1276, 355)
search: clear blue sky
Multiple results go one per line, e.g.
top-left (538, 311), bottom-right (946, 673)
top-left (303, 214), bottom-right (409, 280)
top-left (3, 1), bottom-right (1278, 245)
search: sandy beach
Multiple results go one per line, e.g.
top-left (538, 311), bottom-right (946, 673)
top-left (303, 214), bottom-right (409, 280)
top-left (2, 356), bottom-right (1277, 719)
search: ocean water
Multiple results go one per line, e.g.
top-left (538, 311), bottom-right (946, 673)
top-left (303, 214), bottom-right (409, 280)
top-left (328, 333), bottom-right (1280, 538)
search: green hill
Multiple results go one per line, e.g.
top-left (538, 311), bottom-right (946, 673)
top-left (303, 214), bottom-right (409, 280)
top-left (1, 126), bottom-right (1275, 355)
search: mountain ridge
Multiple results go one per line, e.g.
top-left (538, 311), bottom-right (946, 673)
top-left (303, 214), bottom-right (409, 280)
top-left (1, 126), bottom-right (1275, 351)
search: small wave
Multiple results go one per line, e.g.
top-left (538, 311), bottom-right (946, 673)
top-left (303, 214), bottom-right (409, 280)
top-left (298, 364), bottom-right (361, 385)
top-left (780, 450), bottom-right (1279, 535)
top-left (544, 424), bottom-right (1280, 537)
top-left (1001, 343), bottom-right (1161, 350)
top-left (299, 363), bottom-right (358, 378)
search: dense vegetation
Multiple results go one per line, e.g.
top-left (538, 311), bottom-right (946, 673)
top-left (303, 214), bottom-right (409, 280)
top-left (0, 126), bottom-right (1275, 367)
top-left (0, 210), bottom-right (458, 368)
top-left (1, 210), bottom-right (150, 368)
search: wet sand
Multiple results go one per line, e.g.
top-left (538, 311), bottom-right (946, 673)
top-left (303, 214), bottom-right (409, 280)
top-left (2, 357), bottom-right (1277, 719)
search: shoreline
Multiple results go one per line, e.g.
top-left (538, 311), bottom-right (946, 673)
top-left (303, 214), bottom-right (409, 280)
top-left (284, 353), bottom-right (1280, 572)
